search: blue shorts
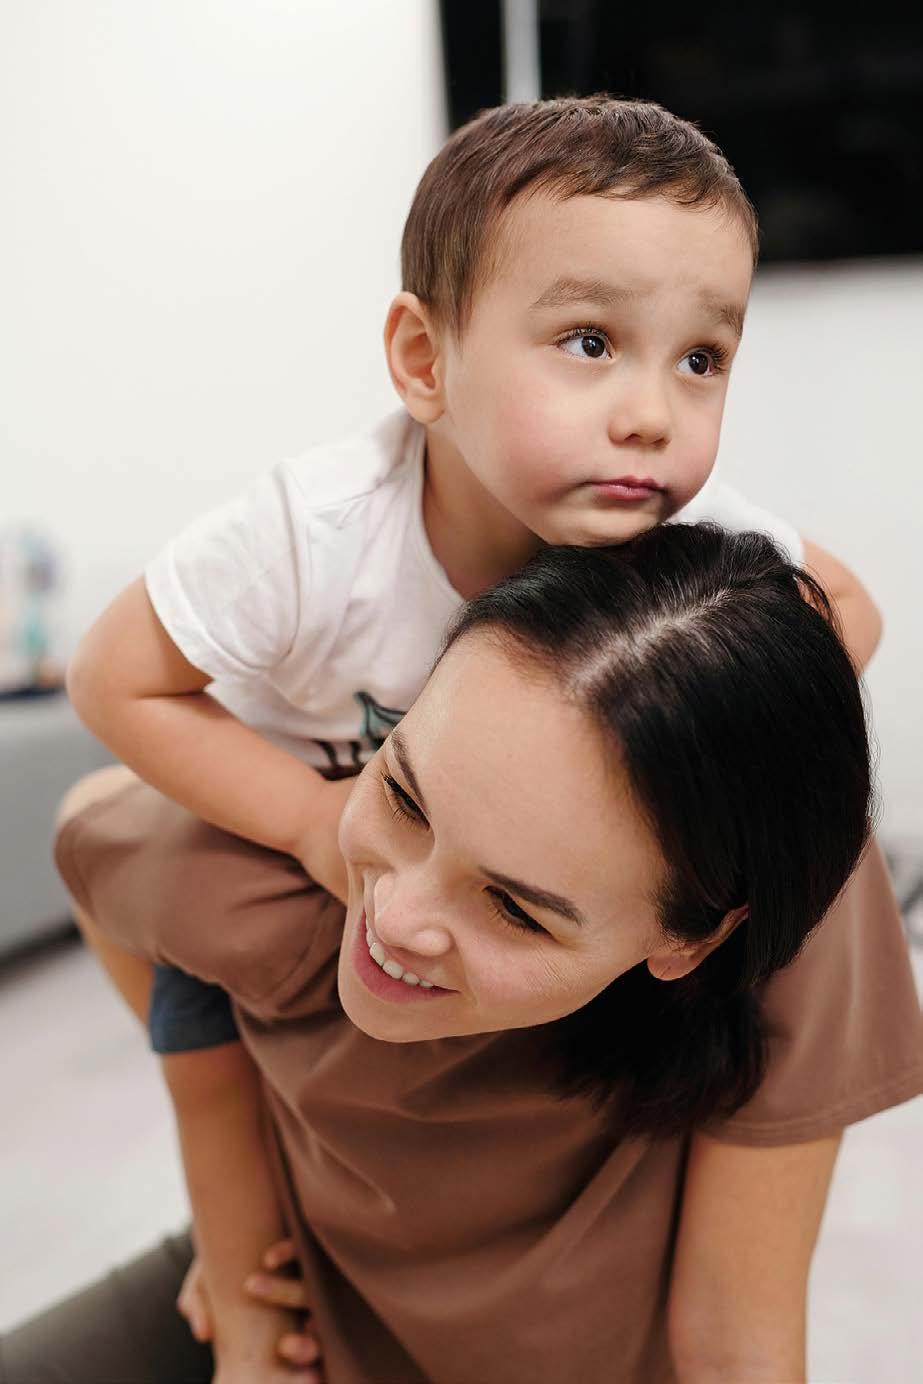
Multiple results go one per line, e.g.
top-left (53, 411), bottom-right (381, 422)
top-left (148, 964), bottom-right (240, 1054)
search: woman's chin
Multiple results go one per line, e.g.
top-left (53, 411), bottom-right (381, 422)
top-left (335, 943), bottom-right (422, 1042)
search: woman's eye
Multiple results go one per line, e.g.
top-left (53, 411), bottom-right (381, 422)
top-left (678, 346), bottom-right (728, 378)
top-left (487, 888), bottom-right (545, 936)
top-left (382, 773), bottom-right (427, 827)
top-left (558, 329), bottom-right (610, 361)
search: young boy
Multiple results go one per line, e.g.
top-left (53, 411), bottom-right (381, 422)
top-left (63, 96), bottom-right (880, 1380)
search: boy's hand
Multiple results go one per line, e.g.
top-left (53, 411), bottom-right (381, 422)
top-left (801, 539), bottom-right (882, 670)
top-left (293, 777), bottom-right (357, 905)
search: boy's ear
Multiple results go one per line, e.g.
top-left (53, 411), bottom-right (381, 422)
top-left (383, 292), bottom-right (446, 425)
top-left (646, 904), bottom-right (749, 983)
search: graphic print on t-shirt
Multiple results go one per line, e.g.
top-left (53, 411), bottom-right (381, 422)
top-left (311, 690), bottom-right (406, 773)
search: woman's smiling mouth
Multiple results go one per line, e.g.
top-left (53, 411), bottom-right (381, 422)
top-left (353, 913), bottom-right (455, 1003)
top-left (367, 922), bottom-right (433, 987)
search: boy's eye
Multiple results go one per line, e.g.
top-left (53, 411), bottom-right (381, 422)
top-left (557, 328), bottom-right (610, 361)
top-left (678, 345), bottom-right (729, 378)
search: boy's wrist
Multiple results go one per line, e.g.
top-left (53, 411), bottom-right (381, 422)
top-left (263, 766), bottom-right (344, 859)
top-left (289, 775), bottom-right (355, 903)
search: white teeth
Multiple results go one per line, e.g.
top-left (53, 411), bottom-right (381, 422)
top-left (365, 925), bottom-right (436, 989)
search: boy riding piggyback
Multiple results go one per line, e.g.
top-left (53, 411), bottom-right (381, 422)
top-left (59, 97), bottom-right (880, 1381)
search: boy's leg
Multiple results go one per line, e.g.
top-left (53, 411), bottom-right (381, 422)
top-left (0, 1232), bottom-right (212, 1384)
top-left (162, 1043), bottom-right (303, 1371)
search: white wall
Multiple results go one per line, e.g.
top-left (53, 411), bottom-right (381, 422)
top-left (719, 259), bottom-right (923, 847)
top-left (1, 0), bottom-right (445, 634)
top-left (3, 10), bottom-right (919, 845)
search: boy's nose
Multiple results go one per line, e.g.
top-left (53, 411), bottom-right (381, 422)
top-left (606, 372), bottom-right (671, 448)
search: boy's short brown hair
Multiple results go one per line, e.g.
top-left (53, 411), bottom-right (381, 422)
top-left (401, 95), bottom-right (758, 335)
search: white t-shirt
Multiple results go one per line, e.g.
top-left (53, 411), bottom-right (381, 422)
top-left (145, 410), bottom-right (803, 773)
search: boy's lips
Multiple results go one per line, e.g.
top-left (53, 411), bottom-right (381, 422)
top-left (591, 476), bottom-right (663, 502)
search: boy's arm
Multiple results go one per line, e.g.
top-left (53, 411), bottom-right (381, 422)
top-left (801, 539), bottom-right (882, 672)
top-left (67, 577), bottom-right (349, 900)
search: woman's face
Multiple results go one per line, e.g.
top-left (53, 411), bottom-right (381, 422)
top-left (336, 633), bottom-right (671, 1043)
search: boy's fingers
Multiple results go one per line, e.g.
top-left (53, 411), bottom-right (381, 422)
top-left (246, 1273), bottom-right (309, 1310)
top-left (278, 1331), bottom-right (321, 1365)
top-left (177, 1294), bottom-right (208, 1341)
top-left (175, 1255), bottom-right (215, 1342)
top-left (189, 1312), bottom-right (209, 1342)
top-left (263, 1237), bottom-right (297, 1270)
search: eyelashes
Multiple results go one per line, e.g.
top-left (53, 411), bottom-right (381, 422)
top-left (379, 771), bottom-right (545, 936)
top-left (555, 323), bottom-right (731, 375)
top-left (383, 772), bottom-right (425, 826)
top-left (695, 341), bottom-right (730, 374)
top-left (486, 889), bottom-right (546, 936)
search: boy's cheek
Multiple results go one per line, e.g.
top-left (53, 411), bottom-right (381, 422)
top-left (667, 417), bottom-right (725, 510)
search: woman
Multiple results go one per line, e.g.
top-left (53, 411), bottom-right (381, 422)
top-left (6, 524), bottom-right (921, 1383)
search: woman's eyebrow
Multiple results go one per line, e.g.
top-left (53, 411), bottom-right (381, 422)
top-left (389, 730), bottom-right (428, 812)
top-left (482, 869), bottom-right (586, 929)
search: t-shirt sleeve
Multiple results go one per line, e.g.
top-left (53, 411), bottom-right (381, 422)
top-left (144, 464), bottom-right (308, 680)
top-left (707, 839), bottom-right (923, 1146)
top-left (669, 479), bottom-right (805, 565)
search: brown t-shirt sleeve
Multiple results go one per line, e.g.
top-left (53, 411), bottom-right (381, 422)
top-left (54, 778), bottom-right (343, 1014)
top-left (708, 839), bottom-right (923, 1146)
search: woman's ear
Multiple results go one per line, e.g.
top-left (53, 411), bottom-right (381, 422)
top-left (646, 904), bottom-right (749, 982)
top-left (383, 292), bottom-right (446, 425)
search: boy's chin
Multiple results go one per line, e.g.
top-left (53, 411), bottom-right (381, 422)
top-left (542, 511), bottom-right (662, 549)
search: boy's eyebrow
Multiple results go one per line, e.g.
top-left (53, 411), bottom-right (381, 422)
top-left (388, 731), bottom-right (586, 929)
top-left (529, 276), bottom-right (634, 313)
top-left (529, 275), bottom-right (746, 339)
top-left (700, 293), bottom-right (745, 340)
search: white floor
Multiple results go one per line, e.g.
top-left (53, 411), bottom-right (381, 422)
top-left (1, 934), bottom-right (921, 1383)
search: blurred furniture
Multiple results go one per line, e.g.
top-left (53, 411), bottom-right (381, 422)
top-left (0, 692), bottom-right (112, 958)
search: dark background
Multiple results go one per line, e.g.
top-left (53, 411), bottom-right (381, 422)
top-left (439, 0), bottom-right (923, 262)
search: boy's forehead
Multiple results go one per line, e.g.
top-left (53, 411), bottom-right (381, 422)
top-left (487, 191), bottom-right (753, 309)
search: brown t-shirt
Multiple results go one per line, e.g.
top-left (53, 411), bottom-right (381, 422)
top-left (56, 789), bottom-right (923, 1384)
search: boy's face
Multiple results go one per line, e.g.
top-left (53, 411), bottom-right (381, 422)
top-left (430, 192), bottom-right (753, 547)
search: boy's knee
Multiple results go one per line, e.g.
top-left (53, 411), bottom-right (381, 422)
top-left (162, 1042), bottom-right (255, 1111)
top-left (55, 764), bottom-right (137, 830)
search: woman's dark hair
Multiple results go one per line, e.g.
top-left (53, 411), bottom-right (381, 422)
top-left (442, 524), bottom-right (873, 1138)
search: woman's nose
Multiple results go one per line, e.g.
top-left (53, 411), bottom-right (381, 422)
top-left (606, 368), bottom-right (671, 447)
top-left (371, 869), bottom-right (453, 957)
